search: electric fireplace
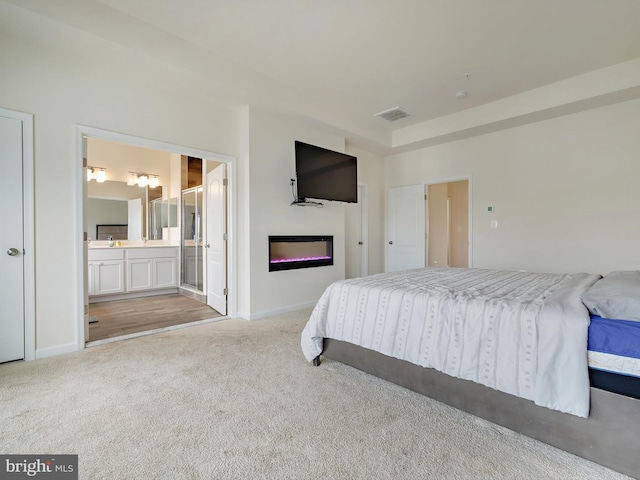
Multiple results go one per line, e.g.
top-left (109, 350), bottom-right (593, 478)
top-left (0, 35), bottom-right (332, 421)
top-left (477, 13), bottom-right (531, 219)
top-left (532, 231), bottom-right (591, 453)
top-left (269, 235), bottom-right (333, 272)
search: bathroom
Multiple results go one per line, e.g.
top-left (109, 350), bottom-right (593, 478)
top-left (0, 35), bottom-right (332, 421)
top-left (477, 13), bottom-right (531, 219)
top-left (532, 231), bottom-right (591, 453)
top-left (85, 137), bottom-right (228, 343)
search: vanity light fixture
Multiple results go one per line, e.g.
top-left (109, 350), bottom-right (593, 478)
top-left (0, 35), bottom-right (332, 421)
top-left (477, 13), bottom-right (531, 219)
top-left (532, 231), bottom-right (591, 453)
top-left (127, 171), bottom-right (160, 188)
top-left (87, 166), bottom-right (106, 182)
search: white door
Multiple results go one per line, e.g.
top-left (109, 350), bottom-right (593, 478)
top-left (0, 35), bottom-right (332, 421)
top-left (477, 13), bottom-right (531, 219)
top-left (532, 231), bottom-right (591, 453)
top-left (0, 115), bottom-right (25, 363)
top-left (387, 184), bottom-right (426, 272)
top-left (345, 184), bottom-right (368, 278)
top-left (128, 198), bottom-right (143, 240)
top-left (206, 164), bottom-right (227, 314)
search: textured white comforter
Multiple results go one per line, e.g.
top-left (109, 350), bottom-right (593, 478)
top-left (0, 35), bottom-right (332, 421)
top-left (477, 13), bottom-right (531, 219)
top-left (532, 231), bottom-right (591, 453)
top-left (301, 268), bottom-right (601, 417)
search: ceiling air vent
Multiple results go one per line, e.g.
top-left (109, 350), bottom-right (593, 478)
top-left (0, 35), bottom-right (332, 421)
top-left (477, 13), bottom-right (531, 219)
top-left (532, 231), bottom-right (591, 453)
top-left (374, 106), bottom-right (410, 122)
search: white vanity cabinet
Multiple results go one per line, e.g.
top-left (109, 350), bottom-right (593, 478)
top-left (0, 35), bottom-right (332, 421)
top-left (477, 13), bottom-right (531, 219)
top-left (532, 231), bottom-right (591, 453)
top-left (88, 249), bottom-right (126, 296)
top-left (126, 247), bottom-right (178, 291)
top-left (89, 246), bottom-right (178, 300)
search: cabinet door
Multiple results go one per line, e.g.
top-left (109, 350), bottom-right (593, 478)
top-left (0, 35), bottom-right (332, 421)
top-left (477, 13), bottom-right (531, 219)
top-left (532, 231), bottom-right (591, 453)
top-left (95, 261), bottom-right (125, 295)
top-left (127, 259), bottom-right (153, 292)
top-left (153, 257), bottom-right (177, 288)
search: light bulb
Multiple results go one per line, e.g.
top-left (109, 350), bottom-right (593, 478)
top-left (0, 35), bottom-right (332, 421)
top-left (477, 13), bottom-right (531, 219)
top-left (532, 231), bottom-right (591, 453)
top-left (95, 169), bottom-right (106, 183)
top-left (127, 173), bottom-right (137, 186)
top-left (149, 176), bottom-right (159, 188)
top-left (87, 168), bottom-right (93, 182)
top-left (138, 175), bottom-right (148, 187)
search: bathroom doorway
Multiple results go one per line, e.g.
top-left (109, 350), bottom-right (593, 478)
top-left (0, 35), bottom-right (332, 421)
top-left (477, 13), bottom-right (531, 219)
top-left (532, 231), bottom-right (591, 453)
top-left (77, 127), bottom-right (236, 346)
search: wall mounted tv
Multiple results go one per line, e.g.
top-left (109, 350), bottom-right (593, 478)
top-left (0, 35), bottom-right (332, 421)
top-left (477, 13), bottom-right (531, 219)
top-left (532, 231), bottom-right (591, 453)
top-left (294, 141), bottom-right (358, 203)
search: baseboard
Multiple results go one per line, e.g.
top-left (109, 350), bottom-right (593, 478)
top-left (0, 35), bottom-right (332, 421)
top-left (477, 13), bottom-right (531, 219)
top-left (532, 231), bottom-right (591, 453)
top-left (246, 301), bottom-right (316, 320)
top-left (35, 342), bottom-right (78, 360)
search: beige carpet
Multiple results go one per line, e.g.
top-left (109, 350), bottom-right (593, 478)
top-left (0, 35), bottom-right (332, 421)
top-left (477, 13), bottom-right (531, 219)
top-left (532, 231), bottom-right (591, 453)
top-left (0, 309), bottom-right (631, 479)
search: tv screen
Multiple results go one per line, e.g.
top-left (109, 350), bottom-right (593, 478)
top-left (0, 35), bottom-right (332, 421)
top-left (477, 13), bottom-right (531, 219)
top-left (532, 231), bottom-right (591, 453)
top-left (295, 141), bottom-right (357, 203)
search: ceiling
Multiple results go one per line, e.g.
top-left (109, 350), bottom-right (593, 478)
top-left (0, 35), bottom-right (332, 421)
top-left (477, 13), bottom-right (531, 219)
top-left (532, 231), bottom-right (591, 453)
top-left (8, 0), bottom-right (640, 151)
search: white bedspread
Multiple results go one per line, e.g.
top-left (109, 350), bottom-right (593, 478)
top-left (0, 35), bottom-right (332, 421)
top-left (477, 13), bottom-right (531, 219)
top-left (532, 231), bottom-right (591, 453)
top-left (301, 268), bottom-right (601, 417)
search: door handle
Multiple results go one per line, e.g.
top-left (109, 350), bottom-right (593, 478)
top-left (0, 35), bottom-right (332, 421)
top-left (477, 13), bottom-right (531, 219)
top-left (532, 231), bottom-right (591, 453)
top-left (358, 241), bottom-right (363, 245)
top-left (204, 243), bottom-right (210, 248)
top-left (7, 248), bottom-right (20, 256)
top-left (388, 241), bottom-right (393, 245)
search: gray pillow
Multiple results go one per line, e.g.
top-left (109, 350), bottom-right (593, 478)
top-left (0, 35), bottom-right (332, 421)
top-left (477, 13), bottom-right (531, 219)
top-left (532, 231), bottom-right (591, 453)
top-left (582, 271), bottom-right (640, 322)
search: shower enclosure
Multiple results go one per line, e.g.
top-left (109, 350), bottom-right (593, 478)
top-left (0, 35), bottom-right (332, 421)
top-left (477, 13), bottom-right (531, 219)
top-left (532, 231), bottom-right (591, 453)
top-left (181, 186), bottom-right (204, 292)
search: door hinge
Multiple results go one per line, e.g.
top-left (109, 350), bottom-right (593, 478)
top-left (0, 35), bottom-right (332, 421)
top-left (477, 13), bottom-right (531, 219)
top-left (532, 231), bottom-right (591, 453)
top-left (424, 194), bottom-right (427, 200)
top-left (84, 305), bottom-right (89, 315)
top-left (83, 157), bottom-right (88, 168)
top-left (223, 233), bottom-right (228, 241)
top-left (223, 178), bottom-right (228, 186)
top-left (223, 288), bottom-right (229, 296)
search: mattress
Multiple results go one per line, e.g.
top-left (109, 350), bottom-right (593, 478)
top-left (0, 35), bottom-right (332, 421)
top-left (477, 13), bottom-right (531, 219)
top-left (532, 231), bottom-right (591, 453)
top-left (588, 315), bottom-right (640, 378)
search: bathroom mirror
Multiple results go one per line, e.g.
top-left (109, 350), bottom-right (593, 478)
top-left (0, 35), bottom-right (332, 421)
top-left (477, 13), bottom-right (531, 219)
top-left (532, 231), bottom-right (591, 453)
top-left (87, 180), bottom-right (169, 241)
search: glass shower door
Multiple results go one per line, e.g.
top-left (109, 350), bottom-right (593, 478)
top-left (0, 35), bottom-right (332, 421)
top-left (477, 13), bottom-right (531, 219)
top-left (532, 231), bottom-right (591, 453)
top-left (181, 187), bottom-right (204, 292)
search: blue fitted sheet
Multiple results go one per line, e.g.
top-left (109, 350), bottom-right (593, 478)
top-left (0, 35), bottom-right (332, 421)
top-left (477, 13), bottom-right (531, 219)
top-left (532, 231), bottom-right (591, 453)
top-left (588, 315), bottom-right (640, 360)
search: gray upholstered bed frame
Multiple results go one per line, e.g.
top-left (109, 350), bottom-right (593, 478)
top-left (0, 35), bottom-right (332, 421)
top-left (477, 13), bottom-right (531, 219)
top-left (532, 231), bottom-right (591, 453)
top-left (314, 339), bottom-right (640, 478)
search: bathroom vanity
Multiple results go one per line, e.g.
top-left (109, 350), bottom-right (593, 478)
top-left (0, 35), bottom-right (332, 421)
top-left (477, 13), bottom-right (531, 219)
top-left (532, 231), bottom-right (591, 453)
top-left (88, 246), bottom-right (179, 302)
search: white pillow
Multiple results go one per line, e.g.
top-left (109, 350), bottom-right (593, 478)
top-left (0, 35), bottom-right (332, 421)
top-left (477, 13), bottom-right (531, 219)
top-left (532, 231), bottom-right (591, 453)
top-left (582, 271), bottom-right (640, 322)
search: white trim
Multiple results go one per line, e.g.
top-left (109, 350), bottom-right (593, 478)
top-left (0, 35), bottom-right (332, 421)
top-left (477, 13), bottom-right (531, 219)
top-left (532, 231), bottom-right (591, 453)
top-left (245, 301), bottom-right (317, 321)
top-left (424, 175), bottom-right (473, 268)
top-left (75, 125), bottom-right (238, 351)
top-left (35, 342), bottom-right (78, 360)
top-left (0, 108), bottom-right (35, 361)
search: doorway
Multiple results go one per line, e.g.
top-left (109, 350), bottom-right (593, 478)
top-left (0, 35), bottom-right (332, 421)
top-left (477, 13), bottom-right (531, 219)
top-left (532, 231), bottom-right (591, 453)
top-left (76, 127), bottom-right (236, 347)
top-left (387, 178), bottom-right (471, 272)
top-left (427, 180), bottom-right (469, 268)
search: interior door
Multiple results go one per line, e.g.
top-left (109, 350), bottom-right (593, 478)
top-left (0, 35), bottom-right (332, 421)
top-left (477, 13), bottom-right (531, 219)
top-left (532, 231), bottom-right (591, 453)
top-left (387, 184), bottom-right (425, 272)
top-left (206, 164), bottom-right (227, 314)
top-left (345, 184), bottom-right (367, 278)
top-left (0, 114), bottom-right (25, 363)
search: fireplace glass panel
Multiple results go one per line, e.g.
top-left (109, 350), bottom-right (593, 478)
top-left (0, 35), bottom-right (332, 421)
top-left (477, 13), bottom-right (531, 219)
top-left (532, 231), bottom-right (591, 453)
top-left (269, 236), bottom-right (333, 271)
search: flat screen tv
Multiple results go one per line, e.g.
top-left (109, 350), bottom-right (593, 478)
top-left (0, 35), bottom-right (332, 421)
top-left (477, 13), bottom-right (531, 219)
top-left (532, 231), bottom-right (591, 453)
top-left (295, 141), bottom-right (358, 203)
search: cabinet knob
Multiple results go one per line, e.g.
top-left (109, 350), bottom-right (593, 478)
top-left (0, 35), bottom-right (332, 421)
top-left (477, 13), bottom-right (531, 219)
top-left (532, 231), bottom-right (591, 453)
top-left (388, 241), bottom-right (393, 245)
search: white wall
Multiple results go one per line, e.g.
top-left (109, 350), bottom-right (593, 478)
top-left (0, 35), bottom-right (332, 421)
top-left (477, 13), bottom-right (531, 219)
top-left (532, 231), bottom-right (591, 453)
top-left (247, 109), bottom-right (348, 317)
top-left (385, 98), bottom-right (640, 275)
top-left (0, 3), bottom-right (243, 353)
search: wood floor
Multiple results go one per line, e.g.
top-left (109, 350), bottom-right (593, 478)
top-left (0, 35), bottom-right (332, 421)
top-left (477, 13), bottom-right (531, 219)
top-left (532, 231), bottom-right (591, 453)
top-left (88, 294), bottom-right (222, 342)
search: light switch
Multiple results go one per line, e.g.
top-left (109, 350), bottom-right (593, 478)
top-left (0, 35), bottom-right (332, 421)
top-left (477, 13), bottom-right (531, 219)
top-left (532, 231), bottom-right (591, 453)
top-left (490, 220), bottom-right (498, 229)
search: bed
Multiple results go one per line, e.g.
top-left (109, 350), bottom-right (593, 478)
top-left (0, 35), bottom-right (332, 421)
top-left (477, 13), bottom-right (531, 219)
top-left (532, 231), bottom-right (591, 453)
top-left (301, 267), bottom-right (640, 478)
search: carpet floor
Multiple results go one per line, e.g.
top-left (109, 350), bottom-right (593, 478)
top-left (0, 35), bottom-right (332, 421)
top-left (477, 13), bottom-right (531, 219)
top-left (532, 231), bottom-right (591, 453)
top-left (0, 309), bottom-right (631, 479)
